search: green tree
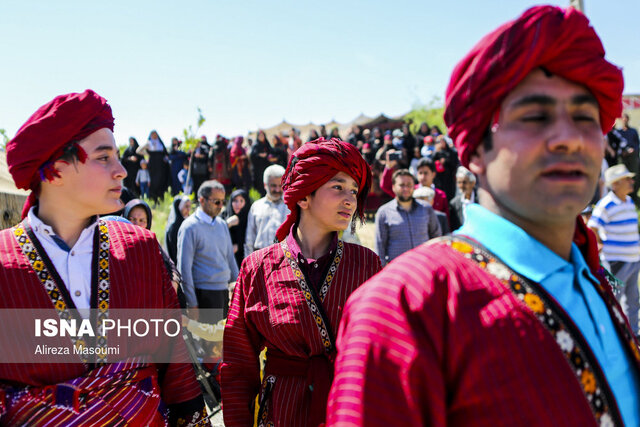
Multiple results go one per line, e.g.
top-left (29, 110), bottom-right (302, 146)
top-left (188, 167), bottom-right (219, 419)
top-left (404, 96), bottom-right (446, 134)
top-left (0, 129), bottom-right (9, 150)
top-left (181, 108), bottom-right (206, 153)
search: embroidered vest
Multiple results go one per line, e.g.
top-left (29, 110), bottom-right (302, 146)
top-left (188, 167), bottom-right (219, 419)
top-left (436, 234), bottom-right (640, 427)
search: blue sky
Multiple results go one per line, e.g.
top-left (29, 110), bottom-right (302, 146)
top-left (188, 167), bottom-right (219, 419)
top-left (1, 0), bottom-right (638, 146)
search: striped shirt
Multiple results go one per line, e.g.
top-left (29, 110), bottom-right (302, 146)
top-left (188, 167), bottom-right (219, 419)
top-left (588, 191), bottom-right (640, 262)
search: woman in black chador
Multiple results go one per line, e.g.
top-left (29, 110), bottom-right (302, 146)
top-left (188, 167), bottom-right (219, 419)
top-left (138, 130), bottom-right (170, 202)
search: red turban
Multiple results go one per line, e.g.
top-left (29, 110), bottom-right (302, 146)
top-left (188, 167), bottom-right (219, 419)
top-left (275, 138), bottom-right (372, 242)
top-left (444, 5), bottom-right (624, 168)
top-left (7, 90), bottom-right (114, 218)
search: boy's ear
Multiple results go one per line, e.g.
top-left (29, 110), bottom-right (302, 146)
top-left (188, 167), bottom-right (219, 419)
top-left (46, 160), bottom-right (73, 186)
top-left (297, 195), bottom-right (310, 210)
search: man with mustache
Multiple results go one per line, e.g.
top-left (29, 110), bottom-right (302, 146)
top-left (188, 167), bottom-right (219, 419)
top-left (374, 169), bottom-right (441, 266)
top-left (244, 164), bottom-right (290, 256)
top-left (328, 6), bottom-right (639, 426)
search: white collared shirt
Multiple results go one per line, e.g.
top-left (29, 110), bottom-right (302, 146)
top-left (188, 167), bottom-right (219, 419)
top-left (244, 197), bottom-right (290, 255)
top-left (195, 207), bottom-right (215, 224)
top-left (27, 207), bottom-right (97, 310)
top-left (461, 192), bottom-right (476, 222)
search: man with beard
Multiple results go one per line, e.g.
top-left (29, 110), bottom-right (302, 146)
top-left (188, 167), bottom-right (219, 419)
top-left (374, 169), bottom-right (441, 266)
top-left (244, 165), bottom-right (290, 256)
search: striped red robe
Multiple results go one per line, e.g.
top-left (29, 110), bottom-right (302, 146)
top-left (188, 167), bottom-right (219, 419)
top-left (326, 240), bottom-right (640, 426)
top-left (0, 220), bottom-right (204, 425)
top-left (221, 239), bottom-right (381, 427)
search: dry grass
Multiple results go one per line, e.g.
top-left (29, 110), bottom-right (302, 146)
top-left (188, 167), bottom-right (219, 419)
top-left (356, 221), bottom-right (376, 251)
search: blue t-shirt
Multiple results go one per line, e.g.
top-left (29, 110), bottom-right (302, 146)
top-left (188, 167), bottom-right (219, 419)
top-left (457, 204), bottom-right (639, 426)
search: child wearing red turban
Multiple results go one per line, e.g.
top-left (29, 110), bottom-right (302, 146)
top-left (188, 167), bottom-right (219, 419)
top-left (0, 90), bottom-right (206, 425)
top-left (222, 138), bottom-right (381, 427)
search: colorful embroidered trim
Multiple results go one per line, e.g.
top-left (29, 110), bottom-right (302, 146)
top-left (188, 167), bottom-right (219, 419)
top-left (280, 240), bottom-right (344, 354)
top-left (436, 235), bottom-right (622, 427)
top-left (13, 220), bottom-right (111, 365)
top-left (257, 375), bottom-right (276, 427)
top-left (93, 221), bottom-right (110, 364)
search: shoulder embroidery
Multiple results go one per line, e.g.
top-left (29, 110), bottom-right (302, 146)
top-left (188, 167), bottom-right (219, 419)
top-left (433, 235), bottom-right (622, 427)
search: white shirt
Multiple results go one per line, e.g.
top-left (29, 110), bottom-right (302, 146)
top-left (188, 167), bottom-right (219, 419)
top-left (244, 197), bottom-right (290, 255)
top-left (195, 207), bottom-right (215, 224)
top-left (27, 207), bottom-right (97, 311)
top-left (461, 191), bottom-right (476, 222)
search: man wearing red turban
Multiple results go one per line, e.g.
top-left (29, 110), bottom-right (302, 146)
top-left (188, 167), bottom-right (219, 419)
top-left (0, 90), bottom-right (207, 425)
top-left (328, 6), bottom-right (639, 427)
top-left (221, 138), bottom-right (381, 427)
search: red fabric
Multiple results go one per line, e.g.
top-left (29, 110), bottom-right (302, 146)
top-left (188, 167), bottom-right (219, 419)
top-left (444, 5), bottom-right (624, 168)
top-left (265, 349), bottom-right (333, 427)
top-left (0, 222), bottom-right (202, 408)
top-left (275, 138), bottom-right (372, 242)
top-left (573, 215), bottom-right (601, 273)
top-left (430, 187), bottom-right (450, 220)
top-left (221, 241), bottom-right (381, 427)
top-left (6, 90), bottom-right (114, 218)
top-left (1, 362), bottom-right (166, 426)
top-left (379, 166), bottom-right (395, 199)
top-left (229, 136), bottom-right (245, 168)
top-left (327, 243), bottom-right (601, 426)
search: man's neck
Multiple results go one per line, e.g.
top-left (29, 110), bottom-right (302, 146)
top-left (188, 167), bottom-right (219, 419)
top-left (295, 218), bottom-right (333, 259)
top-left (197, 207), bottom-right (215, 221)
top-left (613, 190), bottom-right (630, 201)
top-left (266, 195), bottom-right (280, 203)
top-left (396, 198), bottom-right (413, 211)
top-left (36, 196), bottom-right (92, 248)
top-left (478, 192), bottom-right (574, 260)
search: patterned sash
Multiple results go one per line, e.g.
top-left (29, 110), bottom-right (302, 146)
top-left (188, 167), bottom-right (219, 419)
top-left (12, 220), bottom-right (111, 365)
top-left (280, 239), bottom-right (344, 355)
top-left (0, 357), bottom-right (165, 426)
top-left (436, 235), bottom-right (631, 427)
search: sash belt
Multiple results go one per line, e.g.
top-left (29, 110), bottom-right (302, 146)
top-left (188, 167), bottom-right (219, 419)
top-left (265, 348), bottom-right (334, 427)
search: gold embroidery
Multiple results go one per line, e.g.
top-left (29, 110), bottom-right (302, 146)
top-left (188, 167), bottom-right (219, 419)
top-left (281, 240), bottom-right (344, 354)
top-left (437, 236), bottom-right (622, 425)
top-left (13, 221), bottom-right (111, 364)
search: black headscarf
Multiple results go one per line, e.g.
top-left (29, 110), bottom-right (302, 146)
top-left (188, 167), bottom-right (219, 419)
top-left (165, 195), bottom-right (190, 263)
top-left (222, 189), bottom-right (252, 266)
top-left (122, 199), bottom-right (152, 230)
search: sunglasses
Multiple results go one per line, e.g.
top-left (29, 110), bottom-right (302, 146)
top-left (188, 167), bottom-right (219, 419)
top-left (206, 198), bottom-right (224, 206)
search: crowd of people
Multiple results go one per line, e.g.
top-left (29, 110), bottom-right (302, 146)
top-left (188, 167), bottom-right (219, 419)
top-left (1, 4), bottom-right (640, 427)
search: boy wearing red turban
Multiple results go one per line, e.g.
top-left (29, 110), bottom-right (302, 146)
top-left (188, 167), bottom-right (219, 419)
top-left (0, 90), bottom-right (206, 425)
top-left (221, 138), bottom-right (381, 426)
top-left (328, 6), bottom-right (639, 426)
